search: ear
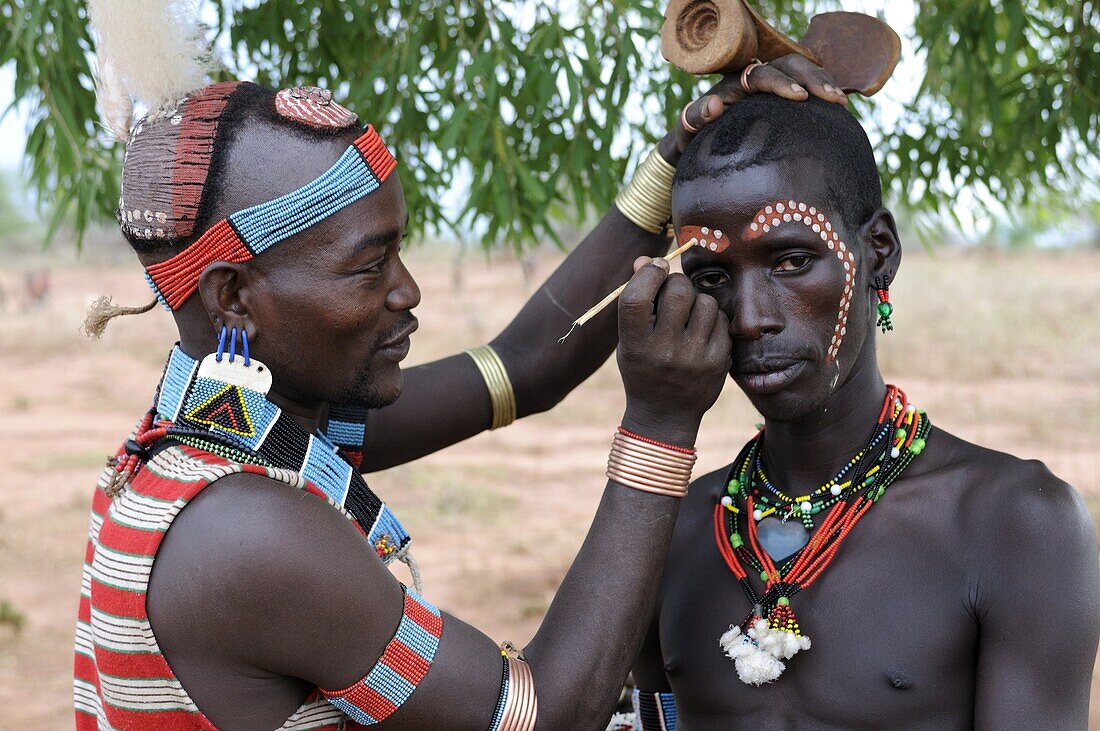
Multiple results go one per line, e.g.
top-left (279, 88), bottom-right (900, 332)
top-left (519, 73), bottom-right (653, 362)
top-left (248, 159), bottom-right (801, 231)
top-left (197, 261), bottom-right (256, 340)
top-left (860, 207), bottom-right (902, 287)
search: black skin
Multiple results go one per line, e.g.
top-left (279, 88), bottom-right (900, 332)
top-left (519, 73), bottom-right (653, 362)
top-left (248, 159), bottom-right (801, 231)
top-left (630, 146), bottom-right (1100, 729)
top-left (141, 58), bottom-right (847, 729)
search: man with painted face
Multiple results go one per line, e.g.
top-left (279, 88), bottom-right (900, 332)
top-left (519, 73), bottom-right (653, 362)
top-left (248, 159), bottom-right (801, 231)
top-left (627, 95), bottom-right (1100, 729)
top-left (74, 31), bottom-right (856, 731)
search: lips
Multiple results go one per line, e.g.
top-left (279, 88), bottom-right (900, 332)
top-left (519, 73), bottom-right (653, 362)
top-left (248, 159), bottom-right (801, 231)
top-left (376, 318), bottom-right (419, 360)
top-left (731, 358), bottom-right (806, 395)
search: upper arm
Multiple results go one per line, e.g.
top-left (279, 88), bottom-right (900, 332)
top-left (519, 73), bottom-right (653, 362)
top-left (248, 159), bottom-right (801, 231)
top-left (972, 463), bottom-right (1099, 729)
top-left (151, 472), bottom-right (508, 729)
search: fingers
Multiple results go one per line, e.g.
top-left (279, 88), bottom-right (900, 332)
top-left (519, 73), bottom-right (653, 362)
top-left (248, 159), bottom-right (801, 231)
top-left (619, 259), bottom-right (670, 340)
top-left (705, 307), bottom-right (733, 366)
top-left (653, 273), bottom-right (698, 335)
top-left (744, 63), bottom-right (809, 101)
top-left (767, 54), bottom-right (848, 106)
top-left (685, 292), bottom-right (719, 341)
top-left (680, 94), bottom-right (725, 135)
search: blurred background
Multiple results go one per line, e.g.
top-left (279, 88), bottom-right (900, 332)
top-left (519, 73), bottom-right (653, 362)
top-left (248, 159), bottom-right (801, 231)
top-left (0, 0), bottom-right (1097, 727)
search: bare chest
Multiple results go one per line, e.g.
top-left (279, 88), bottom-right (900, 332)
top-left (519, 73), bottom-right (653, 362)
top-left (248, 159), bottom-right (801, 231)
top-left (658, 498), bottom-right (979, 729)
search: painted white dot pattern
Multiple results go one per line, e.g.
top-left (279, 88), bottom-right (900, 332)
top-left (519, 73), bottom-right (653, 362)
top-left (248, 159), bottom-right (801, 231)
top-left (677, 225), bottom-right (727, 254)
top-left (743, 200), bottom-right (857, 363)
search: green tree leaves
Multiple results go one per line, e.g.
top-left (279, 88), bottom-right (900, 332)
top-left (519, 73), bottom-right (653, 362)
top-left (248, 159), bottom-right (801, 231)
top-left (2, 0), bottom-right (1097, 249)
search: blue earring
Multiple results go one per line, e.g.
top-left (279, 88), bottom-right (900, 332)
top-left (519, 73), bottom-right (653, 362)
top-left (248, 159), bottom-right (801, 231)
top-left (215, 325), bottom-right (252, 366)
top-left (216, 325), bottom-right (229, 362)
top-left (241, 328), bottom-right (251, 366)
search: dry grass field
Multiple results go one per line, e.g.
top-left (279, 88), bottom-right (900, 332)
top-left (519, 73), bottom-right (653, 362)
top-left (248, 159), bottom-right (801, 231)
top-left (1, 242), bottom-right (1098, 728)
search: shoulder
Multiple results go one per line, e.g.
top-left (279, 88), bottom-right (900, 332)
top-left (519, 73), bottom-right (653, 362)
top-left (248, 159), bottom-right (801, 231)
top-left (662, 463), bottom-right (732, 560)
top-left (929, 428), bottom-right (1092, 535)
top-left (927, 428), bottom-right (1097, 585)
top-left (148, 470), bottom-right (401, 678)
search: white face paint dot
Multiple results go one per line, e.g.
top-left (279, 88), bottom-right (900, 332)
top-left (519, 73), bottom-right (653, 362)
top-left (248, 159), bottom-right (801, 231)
top-left (777, 203), bottom-right (786, 213)
top-left (762, 225), bottom-right (771, 233)
top-left (772, 218), bottom-right (781, 227)
top-left (841, 327), bottom-right (847, 335)
top-left (821, 231), bottom-right (829, 241)
top-left (825, 221), bottom-right (832, 231)
top-left (844, 261), bottom-right (851, 271)
top-left (836, 251), bottom-right (844, 260)
top-left (750, 223), bottom-right (758, 231)
top-left (702, 227), bottom-right (710, 234)
top-left (809, 207), bottom-right (817, 215)
top-left (765, 206), bottom-right (773, 214)
top-left (793, 213), bottom-right (802, 222)
top-left (817, 213), bottom-right (825, 222)
top-left (812, 224), bottom-right (821, 233)
top-left (798, 203), bottom-right (807, 212)
top-left (715, 230), bottom-right (723, 238)
top-left (783, 213), bottom-right (792, 222)
top-left (710, 242), bottom-right (718, 251)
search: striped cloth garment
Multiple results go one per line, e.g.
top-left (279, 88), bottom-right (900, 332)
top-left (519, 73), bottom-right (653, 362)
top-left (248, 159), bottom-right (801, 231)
top-left (74, 441), bottom-right (367, 730)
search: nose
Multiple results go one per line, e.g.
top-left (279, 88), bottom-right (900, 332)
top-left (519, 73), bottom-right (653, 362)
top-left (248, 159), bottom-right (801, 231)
top-left (386, 256), bottom-right (421, 312)
top-left (726, 275), bottom-right (783, 341)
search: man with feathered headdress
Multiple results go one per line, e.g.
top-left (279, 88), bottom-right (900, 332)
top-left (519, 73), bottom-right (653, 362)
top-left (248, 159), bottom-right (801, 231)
top-left (74, 1), bottom-right (847, 728)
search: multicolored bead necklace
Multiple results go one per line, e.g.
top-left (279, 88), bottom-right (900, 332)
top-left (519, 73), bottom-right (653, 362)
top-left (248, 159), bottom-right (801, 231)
top-left (714, 385), bottom-right (931, 685)
top-left (105, 346), bottom-right (416, 583)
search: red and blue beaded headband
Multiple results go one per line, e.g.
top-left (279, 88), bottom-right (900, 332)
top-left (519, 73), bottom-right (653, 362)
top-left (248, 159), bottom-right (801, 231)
top-left (144, 124), bottom-right (398, 310)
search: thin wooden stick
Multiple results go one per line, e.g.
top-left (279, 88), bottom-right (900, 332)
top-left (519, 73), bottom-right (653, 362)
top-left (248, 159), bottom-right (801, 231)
top-left (558, 238), bottom-right (697, 343)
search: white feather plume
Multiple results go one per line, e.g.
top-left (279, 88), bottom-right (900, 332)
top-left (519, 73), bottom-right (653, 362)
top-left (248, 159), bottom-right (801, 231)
top-left (87, 0), bottom-right (213, 114)
top-left (94, 56), bottom-right (133, 143)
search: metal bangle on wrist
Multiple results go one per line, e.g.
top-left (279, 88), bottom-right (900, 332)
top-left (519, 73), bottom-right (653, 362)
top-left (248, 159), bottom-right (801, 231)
top-left (465, 345), bottom-right (517, 430)
top-left (614, 147), bottom-right (677, 234)
top-left (606, 430), bottom-right (697, 497)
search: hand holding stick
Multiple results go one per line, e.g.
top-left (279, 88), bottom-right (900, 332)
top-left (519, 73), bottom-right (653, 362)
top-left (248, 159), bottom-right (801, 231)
top-left (559, 237), bottom-right (698, 343)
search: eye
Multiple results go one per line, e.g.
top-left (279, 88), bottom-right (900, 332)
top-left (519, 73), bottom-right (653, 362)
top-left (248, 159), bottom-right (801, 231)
top-left (690, 269), bottom-right (730, 291)
top-left (775, 254), bottom-right (812, 272)
top-left (357, 256), bottom-right (387, 276)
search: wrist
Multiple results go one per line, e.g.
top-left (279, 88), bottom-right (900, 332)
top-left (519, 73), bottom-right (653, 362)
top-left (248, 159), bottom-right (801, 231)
top-left (621, 407), bottom-right (700, 450)
top-left (656, 133), bottom-right (682, 168)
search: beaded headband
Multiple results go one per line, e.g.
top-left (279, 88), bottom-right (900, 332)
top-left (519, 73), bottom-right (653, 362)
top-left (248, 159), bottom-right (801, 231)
top-left (144, 125), bottom-right (398, 310)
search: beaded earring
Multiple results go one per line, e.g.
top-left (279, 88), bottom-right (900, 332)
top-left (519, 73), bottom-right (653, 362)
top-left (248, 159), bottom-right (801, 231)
top-left (874, 275), bottom-right (894, 333)
top-left (205, 324), bottom-right (270, 394)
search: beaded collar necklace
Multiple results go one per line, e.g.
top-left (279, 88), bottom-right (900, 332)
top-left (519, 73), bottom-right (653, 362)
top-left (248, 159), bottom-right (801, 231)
top-left (714, 385), bottom-right (931, 685)
top-left (119, 346), bottom-right (412, 571)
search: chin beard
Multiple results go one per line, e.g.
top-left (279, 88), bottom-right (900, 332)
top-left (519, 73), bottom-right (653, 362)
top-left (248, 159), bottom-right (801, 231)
top-left (336, 364), bottom-right (403, 410)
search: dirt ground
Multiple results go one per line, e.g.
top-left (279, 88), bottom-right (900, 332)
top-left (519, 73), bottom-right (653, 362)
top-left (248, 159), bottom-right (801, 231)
top-left (1, 244), bottom-right (1098, 728)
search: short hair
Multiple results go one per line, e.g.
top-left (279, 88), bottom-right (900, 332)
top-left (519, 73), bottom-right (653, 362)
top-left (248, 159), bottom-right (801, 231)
top-left (674, 95), bottom-right (882, 229)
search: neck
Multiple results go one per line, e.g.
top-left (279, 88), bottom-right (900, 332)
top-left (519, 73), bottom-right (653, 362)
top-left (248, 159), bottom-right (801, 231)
top-left (759, 350), bottom-right (888, 495)
top-left (177, 328), bottom-right (328, 437)
top-left (268, 389), bottom-right (329, 436)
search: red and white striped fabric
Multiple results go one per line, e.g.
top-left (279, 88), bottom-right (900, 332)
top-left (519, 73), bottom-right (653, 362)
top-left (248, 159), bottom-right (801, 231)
top-left (74, 441), bottom-right (365, 730)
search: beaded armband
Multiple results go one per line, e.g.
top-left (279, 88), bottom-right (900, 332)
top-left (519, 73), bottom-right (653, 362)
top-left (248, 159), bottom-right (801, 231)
top-left (632, 689), bottom-right (678, 731)
top-left (320, 587), bottom-right (442, 725)
top-left (144, 125), bottom-right (397, 310)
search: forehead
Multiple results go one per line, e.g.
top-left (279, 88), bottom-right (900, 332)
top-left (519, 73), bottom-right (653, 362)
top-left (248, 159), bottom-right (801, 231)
top-left (673, 154), bottom-right (832, 231)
